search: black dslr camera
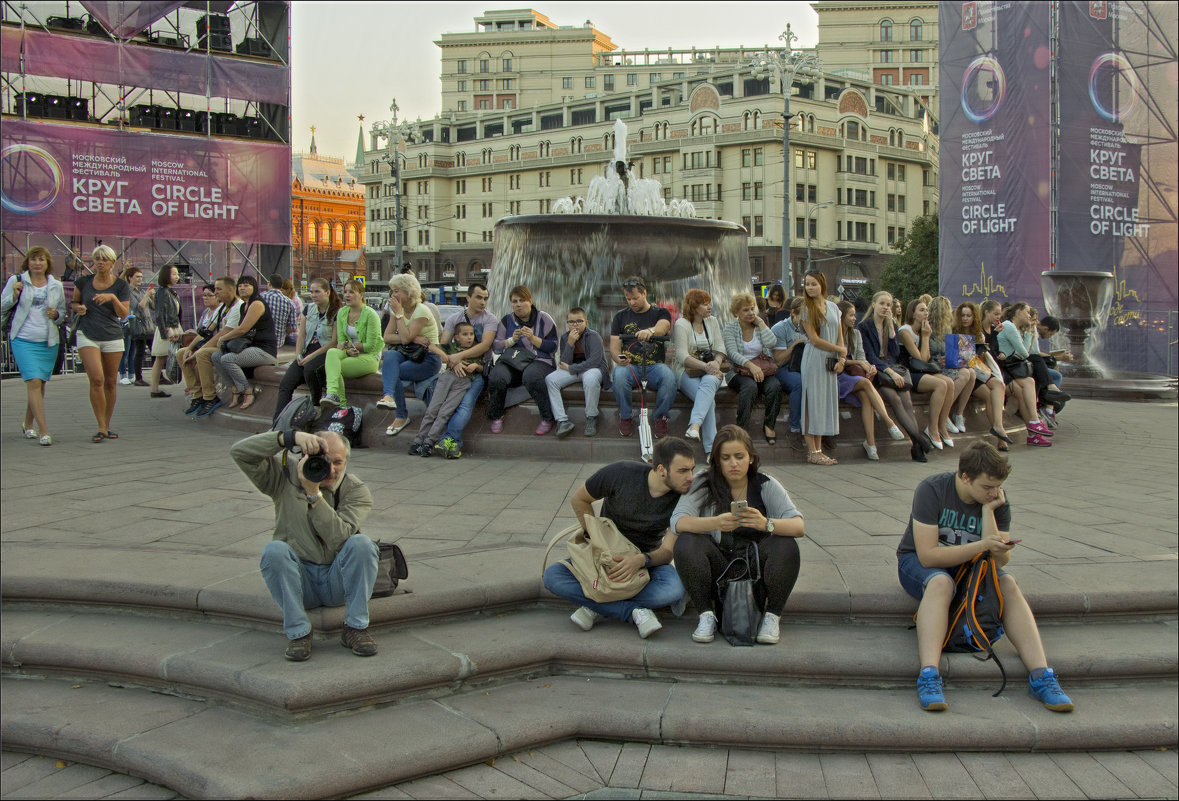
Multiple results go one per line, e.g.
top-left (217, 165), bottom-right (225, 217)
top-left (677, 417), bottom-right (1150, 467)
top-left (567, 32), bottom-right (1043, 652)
top-left (282, 430), bottom-right (331, 482)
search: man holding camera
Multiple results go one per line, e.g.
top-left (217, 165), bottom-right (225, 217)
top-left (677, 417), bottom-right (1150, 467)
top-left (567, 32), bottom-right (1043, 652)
top-left (231, 428), bottom-right (379, 661)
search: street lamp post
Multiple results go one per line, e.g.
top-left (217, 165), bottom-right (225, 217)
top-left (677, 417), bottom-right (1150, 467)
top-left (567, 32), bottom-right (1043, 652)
top-left (750, 24), bottom-right (821, 296)
top-left (370, 99), bottom-right (423, 277)
top-left (806, 200), bottom-right (834, 272)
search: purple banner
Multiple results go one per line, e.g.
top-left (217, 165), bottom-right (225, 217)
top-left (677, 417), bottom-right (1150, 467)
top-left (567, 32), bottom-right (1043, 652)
top-left (938, 1), bottom-right (1053, 306)
top-left (80, 0), bottom-right (188, 39)
top-left (0, 27), bottom-right (288, 106)
top-left (1057, 1), bottom-right (1177, 374)
top-left (1, 119), bottom-right (290, 245)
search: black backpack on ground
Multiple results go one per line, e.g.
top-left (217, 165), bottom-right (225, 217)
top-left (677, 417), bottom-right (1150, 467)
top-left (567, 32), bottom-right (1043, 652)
top-left (324, 405), bottom-right (364, 448)
top-left (942, 552), bottom-right (1008, 696)
top-left (272, 395), bottom-right (319, 433)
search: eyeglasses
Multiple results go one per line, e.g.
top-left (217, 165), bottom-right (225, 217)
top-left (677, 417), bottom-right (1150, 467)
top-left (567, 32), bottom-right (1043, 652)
top-left (621, 280), bottom-right (644, 290)
top-left (567, 319), bottom-right (585, 325)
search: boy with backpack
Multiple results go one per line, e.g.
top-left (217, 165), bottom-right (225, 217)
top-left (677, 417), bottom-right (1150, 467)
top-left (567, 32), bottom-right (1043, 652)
top-left (897, 441), bottom-right (1074, 713)
top-left (408, 321), bottom-right (484, 458)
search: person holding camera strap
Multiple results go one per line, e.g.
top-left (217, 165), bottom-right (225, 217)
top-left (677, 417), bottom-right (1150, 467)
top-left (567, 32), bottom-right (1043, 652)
top-left (230, 428), bottom-right (380, 662)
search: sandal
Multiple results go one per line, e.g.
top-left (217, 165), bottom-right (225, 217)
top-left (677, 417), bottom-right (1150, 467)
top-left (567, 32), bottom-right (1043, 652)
top-left (92, 432), bottom-right (106, 443)
top-left (238, 390), bottom-right (257, 411)
top-left (230, 391), bottom-right (240, 408)
top-left (807, 451), bottom-right (837, 466)
top-left (104, 431), bottom-right (119, 439)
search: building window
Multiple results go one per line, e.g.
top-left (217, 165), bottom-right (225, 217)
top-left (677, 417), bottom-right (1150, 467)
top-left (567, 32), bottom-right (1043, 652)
top-left (649, 73), bottom-right (661, 84)
top-left (754, 147), bottom-right (763, 166)
top-left (898, 196), bottom-right (907, 213)
top-left (753, 216), bottom-right (764, 237)
top-left (754, 181), bottom-right (763, 200)
top-left (477, 100), bottom-right (490, 110)
top-left (562, 76), bottom-right (573, 89)
top-left (479, 59), bottom-right (490, 73)
top-left (911, 49), bottom-right (923, 62)
top-left (910, 19), bottom-right (923, 40)
top-left (482, 202), bottom-right (493, 217)
top-left (417, 229), bottom-right (430, 246)
top-left (539, 171), bottom-right (551, 187)
top-left (673, 72), bottom-right (685, 79)
top-left (742, 148), bottom-right (752, 167)
top-left (627, 73), bottom-right (638, 86)
top-left (456, 204), bottom-right (466, 218)
top-left (570, 167), bottom-right (583, 184)
top-left (476, 79), bottom-right (490, 91)
top-left (880, 19), bottom-right (893, 42)
top-left (509, 200), bottom-right (521, 215)
top-left (742, 182), bottom-right (751, 200)
top-left (897, 165), bottom-right (906, 181)
top-left (604, 74), bottom-right (614, 91)
top-left (881, 50), bottom-right (894, 63)
top-left (457, 80), bottom-right (467, 91)
top-left (502, 58), bottom-right (512, 71)
top-left (585, 76), bottom-right (595, 88)
top-left (887, 194), bottom-right (896, 211)
top-left (456, 60), bottom-right (467, 74)
top-left (910, 74), bottom-right (924, 86)
top-left (538, 198), bottom-right (551, 213)
top-left (882, 75), bottom-right (895, 86)
top-left (457, 101), bottom-right (467, 111)
top-left (501, 79), bottom-right (513, 90)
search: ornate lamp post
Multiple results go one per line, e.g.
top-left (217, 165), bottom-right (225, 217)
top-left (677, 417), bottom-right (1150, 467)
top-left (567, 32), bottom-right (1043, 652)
top-left (806, 200), bottom-right (833, 272)
top-left (370, 99), bottom-right (423, 275)
top-left (750, 24), bottom-right (822, 295)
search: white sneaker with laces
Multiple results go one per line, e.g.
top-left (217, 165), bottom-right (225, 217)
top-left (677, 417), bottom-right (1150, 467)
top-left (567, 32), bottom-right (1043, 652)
top-left (570, 606), bottom-right (602, 631)
top-left (631, 608), bottom-right (662, 639)
top-left (756, 611), bottom-right (781, 644)
top-left (692, 611), bottom-right (718, 643)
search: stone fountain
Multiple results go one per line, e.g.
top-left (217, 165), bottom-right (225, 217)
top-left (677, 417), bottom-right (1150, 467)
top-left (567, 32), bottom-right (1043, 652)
top-left (488, 120), bottom-right (752, 330)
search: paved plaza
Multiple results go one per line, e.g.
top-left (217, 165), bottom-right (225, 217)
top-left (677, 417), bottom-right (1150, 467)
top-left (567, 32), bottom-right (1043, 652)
top-left (1, 375), bottom-right (1177, 799)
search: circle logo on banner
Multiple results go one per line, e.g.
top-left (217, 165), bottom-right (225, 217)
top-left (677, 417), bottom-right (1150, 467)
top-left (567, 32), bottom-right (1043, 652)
top-left (961, 56), bottom-right (1006, 124)
top-left (1089, 52), bottom-right (1139, 123)
top-left (0, 144), bottom-right (62, 215)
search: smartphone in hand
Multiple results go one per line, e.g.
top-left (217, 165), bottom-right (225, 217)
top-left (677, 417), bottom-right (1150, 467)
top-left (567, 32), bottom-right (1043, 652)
top-left (730, 500), bottom-right (748, 515)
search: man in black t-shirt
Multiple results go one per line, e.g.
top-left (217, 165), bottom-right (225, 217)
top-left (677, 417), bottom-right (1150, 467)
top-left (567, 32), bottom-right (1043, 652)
top-left (609, 275), bottom-right (676, 438)
top-left (898, 442), bottom-right (1074, 714)
top-left (542, 437), bottom-right (695, 638)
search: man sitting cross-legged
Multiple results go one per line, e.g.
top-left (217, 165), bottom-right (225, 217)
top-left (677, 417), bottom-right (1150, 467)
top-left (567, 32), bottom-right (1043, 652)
top-left (231, 428), bottom-right (380, 662)
top-left (543, 438), bottom-right (696, 638)
top-left (897, 441), bottom-right (1074, 713)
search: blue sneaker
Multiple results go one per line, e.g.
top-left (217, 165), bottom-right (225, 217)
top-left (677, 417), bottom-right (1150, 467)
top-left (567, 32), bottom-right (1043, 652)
top-left (194, 398), bottom-right (222, 418)
top-left (1028, 668), bottom-right (1074, 712)
top-left (917, 666), bottom-right (948, 711)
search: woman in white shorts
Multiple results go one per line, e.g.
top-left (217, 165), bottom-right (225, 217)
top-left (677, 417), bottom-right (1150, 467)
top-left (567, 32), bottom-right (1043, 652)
top-left (70, 244), bottom-right (131, 442)
top-left (147, 265), bottom-right (183, 398)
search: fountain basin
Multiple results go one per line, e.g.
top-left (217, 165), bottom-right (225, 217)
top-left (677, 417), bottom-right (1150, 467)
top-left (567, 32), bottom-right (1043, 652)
top-left (1041, 270), bottom-right (1115, 379)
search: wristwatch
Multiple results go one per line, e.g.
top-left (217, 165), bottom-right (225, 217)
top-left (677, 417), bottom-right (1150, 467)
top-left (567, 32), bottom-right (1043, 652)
top-left (305, 491), bottom-right (322, 506)
top-left (643, 553), bottom-right (653, 568)
top-left (765, 518), bottom-right (775, 533)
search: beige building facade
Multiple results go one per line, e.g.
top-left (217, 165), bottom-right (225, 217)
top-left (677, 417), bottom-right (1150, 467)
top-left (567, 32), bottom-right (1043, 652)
top-left (360, 4), bottom-right (940, 294)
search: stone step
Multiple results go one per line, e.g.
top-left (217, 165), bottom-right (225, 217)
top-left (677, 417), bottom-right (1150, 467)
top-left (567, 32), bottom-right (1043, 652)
top-left (3, 671), bottom-right (1175, 800)
top-left (3, 607), bottom-right (1175, 718)
top-left (5, 543), bottom-right (1176, 636)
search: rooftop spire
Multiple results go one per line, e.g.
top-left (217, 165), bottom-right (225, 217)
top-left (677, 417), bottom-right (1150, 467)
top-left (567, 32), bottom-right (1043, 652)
top-left (309, 125), bottom-right (317, 155)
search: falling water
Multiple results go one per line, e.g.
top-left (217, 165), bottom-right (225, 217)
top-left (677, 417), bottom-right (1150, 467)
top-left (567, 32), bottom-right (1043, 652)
top-left (489, 119), bottom-right (751, 330)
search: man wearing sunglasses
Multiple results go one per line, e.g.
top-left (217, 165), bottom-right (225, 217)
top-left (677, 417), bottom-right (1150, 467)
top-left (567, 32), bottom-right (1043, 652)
top-left (609, 276), bottom-right (675, 438)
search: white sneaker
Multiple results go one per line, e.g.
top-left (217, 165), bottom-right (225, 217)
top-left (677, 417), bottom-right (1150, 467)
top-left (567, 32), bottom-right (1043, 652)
top-left (756, 611), bottom-right (781, 644)
top-left (945, 419), bottom-right (960, 434)
top-left (570, 606), bottom-right (602, 631)
top-left (692, 611), bottom-right (718, 643)
top-left (951, 414), bottom-right (966, 432)
top-left (887, 425), bottom-right (905, 441)
top-left (39, 434), bottom-right (52, 446)
top-left (119, 377), bottom-right (133, 385)
top-left (863, 441), bottom-right (879, 461)
top-left (631, 608), bottom-right (662, 639)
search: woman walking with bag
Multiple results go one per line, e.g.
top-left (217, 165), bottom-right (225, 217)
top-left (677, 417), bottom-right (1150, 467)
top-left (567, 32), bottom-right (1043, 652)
top-left (320, 279), bottom-right (382, 412)
top-left (671, 425), bottom-right (805, 645)
top-left (798, 270), bottom-right (844, 465)
top-left (2, 246), bottom-right (66, 445)
top-left (72, 245), bottom-right (131, 442)
top-left (723, 292), bottom-right (781, 446)
top-left (377, 272), bottom-right (441, 435)
top-left (486, 285), bottom-right (558, 434)
top-left (672, 289), bottom-right (728, 457)
top-left (147, 266), bottom-right (182, 398)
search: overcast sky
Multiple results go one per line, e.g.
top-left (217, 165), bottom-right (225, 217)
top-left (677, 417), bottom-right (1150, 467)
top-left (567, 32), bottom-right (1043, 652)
top-left (291, 1), bottom-right (820, 160)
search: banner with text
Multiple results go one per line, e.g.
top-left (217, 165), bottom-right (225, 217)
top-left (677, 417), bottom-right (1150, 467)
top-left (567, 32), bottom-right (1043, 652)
top-left (939, 1), bottom-right (1052, 306)
top-left (1057, 1), bottom-right (1177, 374)
top-left (1, 119), bottom-right (290, 245)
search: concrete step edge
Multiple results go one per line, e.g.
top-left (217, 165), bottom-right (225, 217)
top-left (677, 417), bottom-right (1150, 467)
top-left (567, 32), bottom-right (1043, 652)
top-left (3, 673), bottom-right (1176, 800)
top-left (3, 607), bottom-right (1175, 718)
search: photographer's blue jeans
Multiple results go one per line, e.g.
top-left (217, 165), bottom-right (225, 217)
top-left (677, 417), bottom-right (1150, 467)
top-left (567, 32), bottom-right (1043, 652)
top-left (612, 362), bottom-right (676, 420)
top-left (443, 373), bottom-right (484, 449)
top-left (543, 562), bottom-right (685, 623)
top-left (259, 535), bottom-right (379, 639)
top-left (381, 349), bottom-right (441, 411)
top-left (678, 372), bottom-right (721, 452)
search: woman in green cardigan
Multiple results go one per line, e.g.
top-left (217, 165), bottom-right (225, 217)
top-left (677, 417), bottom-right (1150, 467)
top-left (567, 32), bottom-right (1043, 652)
top-left (319, 279), bottom-right (382, 408)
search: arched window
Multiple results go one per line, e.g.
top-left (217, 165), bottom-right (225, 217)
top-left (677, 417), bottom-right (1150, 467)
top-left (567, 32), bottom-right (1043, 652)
top-left (752, 111), bottom-right (761, 129)
top-left (307, 222), bottom-right (317, 244)
top-left (320, 222), bottom-right (330, 244)
top-left (333, 223), bottom-right (344, 247)
top-left (743, 111), bottom-right (751, 131)
top-left (481, 147), bottom-right (492, 162)
top-left (910, 19), bottom-right (923, 41)
top-left (418, 153), bottom-right (428, 168)
top-left (896, 130), bottom-right (904, 147)
top-left (880, 19), bottom-right (893, 42)
top-left (346, 224), bottom-right (357, 248)
top-left (807, 114), bottom-right (815, 133)
top-left (539, 140), bottom-right (550, 157)
top-left (457, 152), bottom-right (466, 166)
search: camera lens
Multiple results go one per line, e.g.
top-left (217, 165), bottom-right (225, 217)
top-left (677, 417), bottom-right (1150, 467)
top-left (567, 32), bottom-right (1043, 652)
top-left (302, 454), bottom-right (331, 483)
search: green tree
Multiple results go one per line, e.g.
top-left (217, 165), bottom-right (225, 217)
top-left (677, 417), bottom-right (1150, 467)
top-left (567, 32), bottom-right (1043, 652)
top-left (880, 214), bottom-right (939, 302)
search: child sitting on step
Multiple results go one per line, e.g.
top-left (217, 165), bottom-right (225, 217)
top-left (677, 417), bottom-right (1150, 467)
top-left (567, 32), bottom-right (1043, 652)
top-left (408, 321), bottom-right (484, 459)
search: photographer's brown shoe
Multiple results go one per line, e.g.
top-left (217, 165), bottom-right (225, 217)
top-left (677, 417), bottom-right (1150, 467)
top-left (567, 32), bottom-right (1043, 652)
top-left (341, 625), bottom-right (378, 656)
top-left (284, 633), bottom-right (312, 662)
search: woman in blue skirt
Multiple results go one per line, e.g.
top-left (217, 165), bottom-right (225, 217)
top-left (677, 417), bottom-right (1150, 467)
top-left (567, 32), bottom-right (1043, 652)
top-left (2, 246), bottom-right (67, 445)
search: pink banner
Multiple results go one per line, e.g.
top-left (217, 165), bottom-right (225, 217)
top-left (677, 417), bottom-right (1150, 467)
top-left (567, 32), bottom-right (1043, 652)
top-left (1, 119), bottom-right (290, 245)
top-left (1, 27), bottom-right (288, 105)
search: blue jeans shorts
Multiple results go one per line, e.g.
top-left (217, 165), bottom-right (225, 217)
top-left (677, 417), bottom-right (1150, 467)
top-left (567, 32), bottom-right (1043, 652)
top-left (897, 550), bottom-right (1007, 600)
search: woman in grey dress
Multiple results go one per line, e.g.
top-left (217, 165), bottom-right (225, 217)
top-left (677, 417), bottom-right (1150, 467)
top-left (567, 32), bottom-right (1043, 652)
top-left (799, 270), bottom-right (845, 465)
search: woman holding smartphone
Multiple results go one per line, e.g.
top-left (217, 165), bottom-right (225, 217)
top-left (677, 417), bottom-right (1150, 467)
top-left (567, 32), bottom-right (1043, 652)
top-left (670, 425), bottom-right (805, 646)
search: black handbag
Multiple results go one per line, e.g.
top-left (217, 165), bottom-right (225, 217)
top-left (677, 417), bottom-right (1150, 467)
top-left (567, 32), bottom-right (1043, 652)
top-left (908, 357), bottom-right (942, 375)
top-left (498, 344), bottom-right (536, 372)
top-left (222, 333), bottom-right (254, 354)
top-left (372, 540), bottom-right (409, 598)
top-left (1004, 356), bottom-right (1031, 379)
top-left (395, 342), bottom-right (429, 363)
top-left (873, 364), bottom-right (913, 392)
top-left (717, 540), bottom-right (763, 647)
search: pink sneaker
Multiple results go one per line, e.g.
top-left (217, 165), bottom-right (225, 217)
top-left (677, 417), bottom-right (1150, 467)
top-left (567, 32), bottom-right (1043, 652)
top-left (535, 419), bottom-right (554, 435)
top-left (1028, 420), bottom-right (1054, 437)
top-left (490, 419), bottom-right (504, 434)
top-left (1027, 432), bottom-right (1053, 447)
